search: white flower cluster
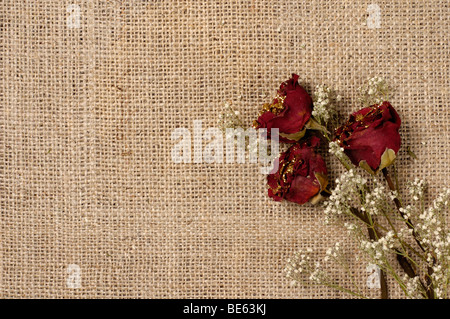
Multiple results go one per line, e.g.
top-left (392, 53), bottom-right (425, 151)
top-left (408, 178), bottom-right (426, 202)
top-left (362, 179), bottom-right (397, 216)
top-left (218, 101), bottom-right (262, 156)
top-left (324, 242), bottom-right (342, 262)
top-left (416, 189), bottom-right (449, 249)
top-left (324, 169), bottom-right (367, 224)
top-left (431, 262), bottom-right (449, 299)
top-left (217, 101), bottom-right (242, 131)
top-left (358, 76), bottom-right (390, 107)
top-left (415, 189), bottom-right (450, 273)
top-left (312, 85), bottom-right (337, 124)
top-left (399, 206), bottom-right (414, 221)
top-left (285, 243), bottom-right (367, 298)
top-left (377, 186), bottom-right (449, 299)
top-left (403, 275), bottom-right (425, 299)
top-left (328, 141), bottom-right (345, 159)
top-left (284, 248), bottom-right (325, 285)
top-left (359, 231), bottom-right (396, 264)
top-left (344, 222), bottom-right (357, 231)
top-left (328, 141), bottom-right (354, 171)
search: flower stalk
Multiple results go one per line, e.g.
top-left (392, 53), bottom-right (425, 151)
top-left (382, 167), bottom-right (435, 299)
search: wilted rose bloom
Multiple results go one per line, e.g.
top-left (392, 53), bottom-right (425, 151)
top-left (253, 74), bottom-right (313, 143)
top-left (268, 136), bottom-right (328, 205)
top-left (334, 101), bottom-right (401, 174)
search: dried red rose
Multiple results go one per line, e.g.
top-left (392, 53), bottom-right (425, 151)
top-left (334, 101), bottom-right (401, 174)
top-left (253, 74), bottom-right (313, 143)
top-left (268, 136), bottom-right (328, 205)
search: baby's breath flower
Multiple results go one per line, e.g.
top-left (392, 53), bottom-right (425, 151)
top-left (328, 141), bottom-right (354, 170)
top-left (362, 179), bottom-right (391, 216)
top-left (217, 101), bottom-right (243, 131)
top-left (312, 85), bottom-right (336, 124)
top-left (218, 101), bottom-right (263, 156)
top-left (404, 275), bottom-right (425, 299)
top-left (328, 141), bottom-right (345, 158)
top-left (324, 169), bottom-right (367, 224)
top-left (358, 76), bottom-right (390, 107)
top-left (407, 178), bottom-right (427, 202)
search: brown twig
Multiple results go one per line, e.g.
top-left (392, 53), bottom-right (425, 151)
top-left (349, 207), bottom-right (431, 298)
top-left (350, 208), bottom-right (388, 299)
top-left (368, 225), bottom-right (389, 299)
top-left (321, 192), bottom-right (389, 298)
top-left (382, 168), bottom-right (425, 250)
top-left (381, 167), bottom-right (435, 299)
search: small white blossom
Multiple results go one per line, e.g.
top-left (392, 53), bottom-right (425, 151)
top-left (358, 76), bottom-right (390, 107)
top-left (312, 85), bottom-right (336, 124)
top-left (217, 101), bottom-right (242, 131)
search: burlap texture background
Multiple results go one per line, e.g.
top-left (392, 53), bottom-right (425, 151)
top-left (1, 0), bottom-right (449, 298)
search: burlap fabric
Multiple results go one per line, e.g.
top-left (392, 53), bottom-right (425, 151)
top-left (1, 0), bottom-right (449, 298)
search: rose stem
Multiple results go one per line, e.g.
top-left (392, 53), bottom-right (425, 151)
top-left (321, 194), bottom-right (389, 298)
top-left (368, 228), bottom-right (389, 299)
top-left (381, 167), bottom-right (427, 251)
top-left (321, 141), bottom-right (389, 298)
top-left (350, 207), bottom-right (428, 297)
top-left (348, 208), bottom-right (388, 298)
top-left (323, 130), bottom-right (427, 297)
top-left (381, 167), bottom-right (435, 299)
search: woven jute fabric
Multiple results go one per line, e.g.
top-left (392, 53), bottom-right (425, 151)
top-left (1, 0), bottom-right (449, 298)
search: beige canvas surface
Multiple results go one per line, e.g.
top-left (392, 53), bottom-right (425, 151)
top-left (1, 0), bottom-right (449, 298)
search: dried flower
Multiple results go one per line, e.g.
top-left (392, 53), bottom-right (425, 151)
top-left (334, 101), bottom-right (401, 174)
top-left (268, 136), bottom-right (328, 205)
top-left (253, 74), bottom-right (313, 143)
